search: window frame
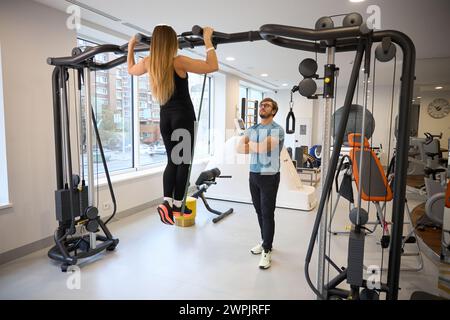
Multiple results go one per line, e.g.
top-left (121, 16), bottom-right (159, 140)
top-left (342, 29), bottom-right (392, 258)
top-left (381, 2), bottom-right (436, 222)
top-left (240, 84), bottom-right (266, 103)
top-left (0, 42), bottom-right (10, 208)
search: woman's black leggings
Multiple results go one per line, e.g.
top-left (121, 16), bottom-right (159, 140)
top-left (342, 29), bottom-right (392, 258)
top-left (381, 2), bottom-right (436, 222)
top-left (160, 108), bottom-right (195, 201)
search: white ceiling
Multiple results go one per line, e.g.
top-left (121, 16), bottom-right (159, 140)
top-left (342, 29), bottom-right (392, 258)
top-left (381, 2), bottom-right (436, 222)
top-left (35, 0), bottom-right (450, 91)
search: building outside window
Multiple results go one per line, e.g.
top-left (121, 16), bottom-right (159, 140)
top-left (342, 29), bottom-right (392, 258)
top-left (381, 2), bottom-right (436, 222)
top-left (78, 38), bottom-right (133, 173)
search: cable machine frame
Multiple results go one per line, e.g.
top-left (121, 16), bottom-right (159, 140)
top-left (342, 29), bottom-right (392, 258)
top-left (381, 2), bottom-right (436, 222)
top-left (48, 18), bottom-right (416, 299)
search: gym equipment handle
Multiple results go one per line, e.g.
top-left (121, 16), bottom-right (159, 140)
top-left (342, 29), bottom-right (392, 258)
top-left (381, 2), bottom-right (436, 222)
top-left (191, 25), bottom-right (231, 39)
top-left (135, 33), bottom-right (151, 44)
top-left (286, 110), bottom-right (296, 134)
top-left (47, 44), bottom-right (123, 66)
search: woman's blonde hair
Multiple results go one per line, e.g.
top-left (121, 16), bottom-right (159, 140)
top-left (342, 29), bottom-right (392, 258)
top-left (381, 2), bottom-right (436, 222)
top-left (149, 25), bottom-right (178, 105)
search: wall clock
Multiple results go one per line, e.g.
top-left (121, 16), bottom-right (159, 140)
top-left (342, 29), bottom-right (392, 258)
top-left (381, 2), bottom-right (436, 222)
top-left (427, 98), bottom-right (450, 119)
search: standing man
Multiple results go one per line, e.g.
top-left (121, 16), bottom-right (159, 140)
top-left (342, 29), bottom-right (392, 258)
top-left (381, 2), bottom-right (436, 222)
top-left (237, 97), bottom-right (285, 269)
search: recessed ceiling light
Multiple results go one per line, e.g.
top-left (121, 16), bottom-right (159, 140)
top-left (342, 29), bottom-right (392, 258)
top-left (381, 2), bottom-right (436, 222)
top-left (282, 83), bottom-right (288, 87)
top-left (225, 57), bottom-right (235, 61)
top-left (261, 73), bottom-right (268, 77)
top-left (435, 86), bottom-right (443, 90)
top-left (417, 96), bottom-right (421, 99)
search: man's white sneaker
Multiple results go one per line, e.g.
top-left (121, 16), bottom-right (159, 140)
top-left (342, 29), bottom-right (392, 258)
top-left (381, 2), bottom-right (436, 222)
top-left (250, 242), bottom-right (263, 255)
top-left (259, 250), bottom-right (272, 269)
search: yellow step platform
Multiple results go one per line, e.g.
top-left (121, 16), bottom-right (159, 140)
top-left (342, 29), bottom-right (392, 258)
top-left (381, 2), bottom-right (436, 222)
top-left (174, 196), bottom-right (197, 227)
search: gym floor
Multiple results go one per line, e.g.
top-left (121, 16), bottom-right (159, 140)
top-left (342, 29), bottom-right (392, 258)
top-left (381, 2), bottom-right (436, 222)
top-left (0, 191), bottom-right (439, 300)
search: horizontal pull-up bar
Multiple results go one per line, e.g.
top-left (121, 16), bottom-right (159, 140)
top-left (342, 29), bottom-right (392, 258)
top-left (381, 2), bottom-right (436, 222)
top-left (259, 23), bottom-right (372, 53)
top-left (47, 44), bottom-right (123, 67)
top-left (259, 23), bottom-right (368, 42)
top-left (46, 22), bottom-right (378, 69)
top-left (48, 26), bottom-right (263, 67)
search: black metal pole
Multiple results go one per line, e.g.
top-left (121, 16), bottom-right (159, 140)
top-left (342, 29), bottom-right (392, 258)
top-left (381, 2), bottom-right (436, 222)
top-left (180, 74), bottom-right (208, 215)
top-left (60, 67), bottom-right (76, 227)
top-left (91, 109), bottom-right (117, 225)
top-left (260, 35), bottom-right (325, 53)
top-left (373, 30), bottom-right (416, 300)
top-left (52, 67), bottom-right (63, 190)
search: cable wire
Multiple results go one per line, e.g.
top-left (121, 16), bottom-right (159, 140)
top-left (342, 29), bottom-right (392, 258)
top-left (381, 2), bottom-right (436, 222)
top-left (381, 54), bottom-right (397, 279)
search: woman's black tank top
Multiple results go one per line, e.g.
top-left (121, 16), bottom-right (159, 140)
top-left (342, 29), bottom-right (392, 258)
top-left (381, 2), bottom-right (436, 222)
top-left (160, 70), bottom-right (195, 117)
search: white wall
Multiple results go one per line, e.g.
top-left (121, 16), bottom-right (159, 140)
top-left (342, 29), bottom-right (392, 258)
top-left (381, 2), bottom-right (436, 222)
top-left (212, 72), bottom-right (226, 147)
top-left (225, 74), bottom-right (240, 140)
top-left (418, 90), bottom-right (450, 151)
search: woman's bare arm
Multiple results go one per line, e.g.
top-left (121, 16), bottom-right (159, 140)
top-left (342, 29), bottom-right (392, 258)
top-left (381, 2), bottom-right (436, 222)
top-left (175, 27), bottom-right (218, 74)
top-left (127, 36), bottom-right (148, 76)
top-left (175, 55), bottom-right (218, 74)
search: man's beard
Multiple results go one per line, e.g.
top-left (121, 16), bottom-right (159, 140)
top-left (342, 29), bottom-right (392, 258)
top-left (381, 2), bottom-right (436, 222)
top-left (259, 112), bottom-right (269, 119)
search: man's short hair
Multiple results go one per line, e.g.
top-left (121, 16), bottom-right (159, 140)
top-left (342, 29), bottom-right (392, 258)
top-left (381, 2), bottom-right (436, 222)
top-left (260, 97), bottom-right (278, 116)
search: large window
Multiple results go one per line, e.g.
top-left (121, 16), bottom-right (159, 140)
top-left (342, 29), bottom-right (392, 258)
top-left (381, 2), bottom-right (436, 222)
top-left (0, 43), bottom-right (9, 206)
top-left (135, 62), bottom-right (164, 167)
top-left (78, 39), bottom-right (133, 174)
top-left (136, 61), bottom-right (213, 166)
top-left (240, 85), bottom-right (265, 103)
top-left (77, 38), bottom-right (214, 175)
top-left (189, 73), bottom-right (212, 159)
top-left (239, 86), bottom-right (247, 104)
